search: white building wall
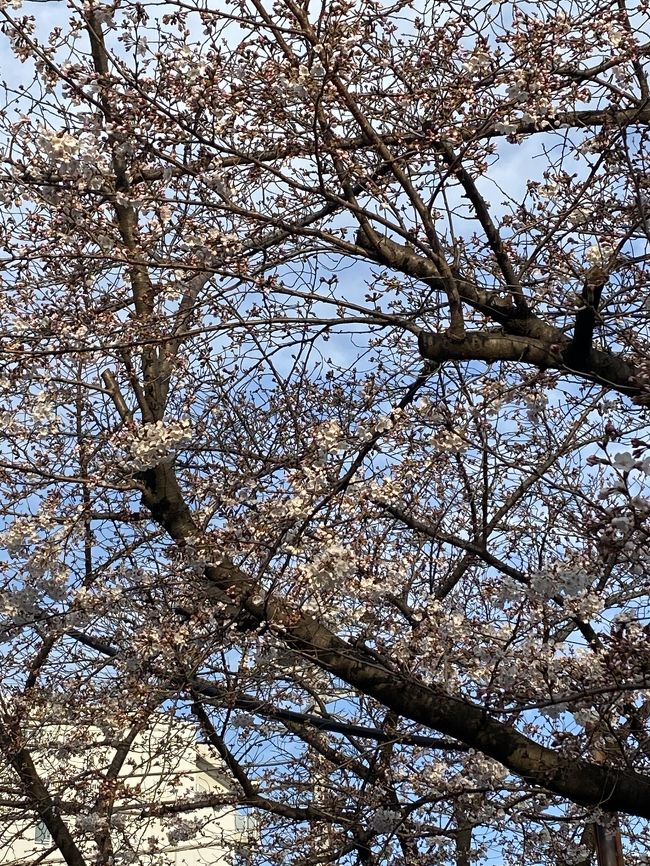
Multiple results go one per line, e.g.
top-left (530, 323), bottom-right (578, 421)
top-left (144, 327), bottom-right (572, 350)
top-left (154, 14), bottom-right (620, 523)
top-left (0, 719), bottom-right (252, 866)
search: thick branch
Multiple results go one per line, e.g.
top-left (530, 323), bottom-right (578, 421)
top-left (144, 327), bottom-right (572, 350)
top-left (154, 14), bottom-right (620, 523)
top-left (417, 330), bottom-right (644, 400)
top-left (67, 629), bottom-right (467, 752)
top-left (0, 723), bottom-right (87, 866)
top-left (355, 229), bottom-right (646, 399)
top-left (135, 460), bottom-right (650, 819)
top-left (564, 268), bottom-right (608, 372)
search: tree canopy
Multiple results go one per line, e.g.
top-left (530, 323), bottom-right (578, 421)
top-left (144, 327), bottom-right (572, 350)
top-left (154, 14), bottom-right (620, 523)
top-left (1, 0), bottom-right (650, 863)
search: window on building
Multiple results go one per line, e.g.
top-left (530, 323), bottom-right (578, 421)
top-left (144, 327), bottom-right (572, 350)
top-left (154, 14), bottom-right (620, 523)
top-left (235, 811), bottom-right (251, 833)
top-left (35, 820), bottom-right (52, 845)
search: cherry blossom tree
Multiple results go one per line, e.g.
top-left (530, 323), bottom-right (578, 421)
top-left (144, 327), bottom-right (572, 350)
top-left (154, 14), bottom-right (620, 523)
top-left (1, 0), bottom-right (650, 863)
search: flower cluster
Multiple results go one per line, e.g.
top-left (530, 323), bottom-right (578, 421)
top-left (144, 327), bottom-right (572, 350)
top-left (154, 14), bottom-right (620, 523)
top-left (431, 429), bottom-right (467, 453)
top-left (369, 808), bottom-right (400, 834)
top-left (530, 568), bottom-right (590, 599)
top-left (313, 419), bottom-right (347, 456)
top-left (299, 540), bottom-right (355, 591)
top-left (115, 419), bottom-right (193, 473)
top-left (585, 242), bottom-right (613, 267)
top-left (523, 393), bottom-right (548, 421)
top-left (167, 818), bottom-right (203, 844)
top-left (0, 516), bottom-right (38, 555)
top-left (612, 450), bottom-right (650, 475)
top-left (462, 49), bottom-right (492, 77)
top-left (463, 753), bottom-right (509, 786)
top-left (38, 128), bottom-right (107, 181)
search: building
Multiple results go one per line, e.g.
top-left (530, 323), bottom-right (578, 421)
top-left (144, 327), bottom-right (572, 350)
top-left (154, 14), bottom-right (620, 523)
top-left (0, 714), bottom-right (255, 865)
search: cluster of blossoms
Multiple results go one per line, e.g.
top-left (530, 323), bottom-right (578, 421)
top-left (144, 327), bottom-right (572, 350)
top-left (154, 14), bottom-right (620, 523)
top-left (283, 464), bottom-right (331, 518)
top-left (312, 419), bottom-right (347, 457)
top-left (112, 419), bottom-right (193, 473)
top-left (461, 753), bottom-right (509, 787)
top-left (593, 451), bottom-right (650, 553)
top-left (369, 807), bottom-right (401, 834)
top-left (431, 428), bottom-right (467, 453)
top-left (24, 540), bottom-right (67, 583)
top-left (462, 48), bottom-right (492, 77)
top-left (276, 62), bottom-right (326, 102)
top-left (565, 844), bottom-right (597, 864)
top-left (297, 539), bottom-right (356, 592)
top-left (506, 81), bottom-right (529, 104)
top-left (620, 537), bottom-right (650, 576)
top-left (0, 585), bottom-right (40, 621)
top-left (530, 568), bottom-right (591, 599)
top-left (166, 818), bottom-right (204, 844)
top-left (491, 76), bottom-right (560, 134)
top-left (0, 515), bottom-right (39, 555)
top-left (585, 242), bottom-right (614, 268)
top-left (30, 390), bottom-right (58, 425)
top-left (611, 450), bottom-right (650, 475)
top-left (75, 813), bottom-right (103, 833)
top-left (523, 393), bottom-right (548, 422)
top-left (38, 128), bottom-right (107, 181)
top-left (366, 412), bottom-right (397, 438)
top-left (230, 713), bottom-right (255, 730)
